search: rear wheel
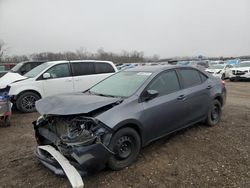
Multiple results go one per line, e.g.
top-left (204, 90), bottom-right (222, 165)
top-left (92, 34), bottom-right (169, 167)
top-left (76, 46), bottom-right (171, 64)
top-left (205, 100), bottom-right (222, 126)
top-left (16, 92), bottom-right (40, 113)
top-left (107, 127), bottom-right (141, 170)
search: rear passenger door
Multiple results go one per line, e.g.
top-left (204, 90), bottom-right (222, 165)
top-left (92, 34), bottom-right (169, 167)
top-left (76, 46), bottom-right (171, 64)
top-left (71, 62), bottom-right (116, 92)
top-left (177, 68), bottom-right (211, 124)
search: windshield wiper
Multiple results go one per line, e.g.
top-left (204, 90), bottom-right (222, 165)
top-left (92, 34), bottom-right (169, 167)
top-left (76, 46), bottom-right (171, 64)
top-left (89, 91), bottom-right (116, 98)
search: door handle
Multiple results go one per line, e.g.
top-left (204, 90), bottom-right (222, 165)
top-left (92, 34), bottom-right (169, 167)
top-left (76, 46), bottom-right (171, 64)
top-left (65, 80), bottom-right (72, 82)
top-left (207, 85), bottom-right (212, 89)
top-left (177, 95), bottom-right (186, 100)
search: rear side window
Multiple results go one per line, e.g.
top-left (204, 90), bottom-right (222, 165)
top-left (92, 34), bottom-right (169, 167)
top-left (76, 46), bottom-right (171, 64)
top-left (178, 69), bottom-right (202, 88)
top-left (95, 62), bottom-right (115, 74)
top-left (147, 70), bottom-right (180, 96)
top-left (71, 62), bottom-right (95, 76)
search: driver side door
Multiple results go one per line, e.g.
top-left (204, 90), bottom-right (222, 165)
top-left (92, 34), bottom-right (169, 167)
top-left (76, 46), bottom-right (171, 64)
top-left (141, 70), bottom-right (189, 142)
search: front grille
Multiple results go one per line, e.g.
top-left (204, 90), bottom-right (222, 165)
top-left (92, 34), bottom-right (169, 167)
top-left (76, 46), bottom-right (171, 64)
top-left (232, 70), bottom-right (248, 75)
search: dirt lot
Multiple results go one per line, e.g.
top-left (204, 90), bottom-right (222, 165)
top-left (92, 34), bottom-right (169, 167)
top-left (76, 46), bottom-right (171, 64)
top-left (0, 81), bottom-right (250, 188)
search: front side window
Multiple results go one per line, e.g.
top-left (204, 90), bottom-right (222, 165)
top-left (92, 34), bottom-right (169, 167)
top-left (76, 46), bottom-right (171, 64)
top-left (90, 71), bottom-right (152, 97)
top-left (95, 62), bottom-right (115, 74)
top-left (147, 70), bottom-right (180, 96)
top-left (178, 69), bottom-right (202, 88)
top-left (71, 62), bottom-right (95, 76)
top-left (45, 63), bottom-right (71, 78)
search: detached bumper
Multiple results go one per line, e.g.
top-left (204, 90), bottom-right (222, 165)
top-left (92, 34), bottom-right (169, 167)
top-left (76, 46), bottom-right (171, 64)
top-left (37, 145), bottom-right (84, 188)
top-left (36, 142), bottom-right (112, 176)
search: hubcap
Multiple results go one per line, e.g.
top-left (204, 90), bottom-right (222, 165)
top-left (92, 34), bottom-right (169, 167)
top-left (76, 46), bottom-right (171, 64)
top-left (21, 95), bottom-right (37, 110)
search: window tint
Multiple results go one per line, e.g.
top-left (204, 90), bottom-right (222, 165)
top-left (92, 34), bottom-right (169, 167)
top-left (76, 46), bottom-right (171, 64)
top-left (179, 69), bottom-right (202, 88)
top-left (20, 63), bottom-right (31, 74)
top-left (147, 70), bottom-right (180, 96)
top-left (46, 63), bottom-right (71, 78)
top-left (95, 62), bottom-right (115, 74)
top-left (71, 62), bottom-right (95, 76)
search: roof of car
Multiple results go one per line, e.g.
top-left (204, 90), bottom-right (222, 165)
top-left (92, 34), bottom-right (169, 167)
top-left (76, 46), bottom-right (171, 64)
top-left (45, 60), bottom-right (114, 65)
top-left (124, 65), bottom-right (180, 72)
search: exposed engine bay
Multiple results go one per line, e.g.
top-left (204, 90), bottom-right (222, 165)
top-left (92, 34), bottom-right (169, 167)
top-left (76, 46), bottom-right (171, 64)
top-left (36, 116), bottom-right (110, 146)
top-left (34, 115), bottom-right (114, 176)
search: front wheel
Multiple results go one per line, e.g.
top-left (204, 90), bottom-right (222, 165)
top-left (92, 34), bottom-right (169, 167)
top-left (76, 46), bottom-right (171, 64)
top-left (205, 100), bottom-right (222, 126)
top-left (16, 92), bottom-right (40, 113)
top-left (107, 127), bottom-right (141, 170)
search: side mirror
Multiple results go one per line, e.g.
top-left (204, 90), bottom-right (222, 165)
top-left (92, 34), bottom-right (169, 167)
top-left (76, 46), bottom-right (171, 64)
top-left (141, 90), bottom-right (159, 102)
top-left (43, 73), bottom-right (51, 79)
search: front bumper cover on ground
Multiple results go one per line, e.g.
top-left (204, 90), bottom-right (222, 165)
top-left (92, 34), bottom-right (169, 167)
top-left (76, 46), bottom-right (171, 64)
top-left (38, 145), bottom-right (84, 188)
top-left (36, 142), bottom-right (112, 177)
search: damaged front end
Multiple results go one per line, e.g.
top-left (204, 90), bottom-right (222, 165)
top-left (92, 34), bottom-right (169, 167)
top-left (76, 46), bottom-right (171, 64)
top-left (33, 115), bottom-right (114, 176)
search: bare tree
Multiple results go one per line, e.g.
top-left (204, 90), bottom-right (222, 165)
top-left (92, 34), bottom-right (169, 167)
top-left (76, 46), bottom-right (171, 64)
top-left (0, 40), bottom-right (7, 62)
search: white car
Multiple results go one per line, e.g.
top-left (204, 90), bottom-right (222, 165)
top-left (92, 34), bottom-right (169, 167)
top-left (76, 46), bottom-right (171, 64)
top-left (4, 60), bottom-right (117, 112)
top-left (205, 64), bottom-right (233, 80)
top-left (229, 61), bottom-right (250, 81)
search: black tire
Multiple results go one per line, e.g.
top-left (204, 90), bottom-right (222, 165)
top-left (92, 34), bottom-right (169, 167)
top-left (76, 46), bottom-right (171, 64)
top-left (16, 92), bottom-right (40, 113)
top-left (205, 100), bottom-right (222, 126)
top-left (221, 73), bottom-right (225, 80)
top-left (107, 127), bottom-right (141, 170)
top-left (229, 78), bottom-right (235, 82)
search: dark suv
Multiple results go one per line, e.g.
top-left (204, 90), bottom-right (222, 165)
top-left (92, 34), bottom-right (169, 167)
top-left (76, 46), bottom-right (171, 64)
top-left (10, 61), bottom-right (45, 75)
top-left (34, 65), bottom-right (226, 180)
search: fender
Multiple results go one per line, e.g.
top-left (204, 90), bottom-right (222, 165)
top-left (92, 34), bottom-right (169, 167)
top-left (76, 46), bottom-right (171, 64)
top-left (9, 84), bottom-right (44, 99)
top-left (111, 118), bottom-right (146, 145)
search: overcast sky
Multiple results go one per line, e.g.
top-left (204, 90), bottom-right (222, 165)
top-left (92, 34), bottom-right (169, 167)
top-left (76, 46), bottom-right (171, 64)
top-left (0, 0), bottom-right (249, 58)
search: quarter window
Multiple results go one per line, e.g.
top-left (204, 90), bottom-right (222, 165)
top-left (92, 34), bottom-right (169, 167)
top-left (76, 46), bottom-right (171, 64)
top-left (46, 63), bottom-right (71, 78)
top-left (71, 62), bottom-right (95, 76)
top-left (95, 62), bottom-right (115, 74)
top-left (178, 69), bottom-right (202, 88)
top-left (147, 70), bottom-right (180, 96)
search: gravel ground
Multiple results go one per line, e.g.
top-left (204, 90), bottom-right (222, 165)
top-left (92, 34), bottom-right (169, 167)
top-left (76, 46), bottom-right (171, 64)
top-left (0, 81), bottom-right (249, 188)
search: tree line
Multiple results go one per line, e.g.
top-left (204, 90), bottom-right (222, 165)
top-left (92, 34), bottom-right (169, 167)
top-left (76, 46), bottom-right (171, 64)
top-left (0, 41), bottom-right (159, 64)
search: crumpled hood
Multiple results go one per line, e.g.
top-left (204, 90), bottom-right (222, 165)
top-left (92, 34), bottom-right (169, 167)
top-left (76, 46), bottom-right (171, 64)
top-left (0, 72), bottom-right (27, 89)
top-left (36, 93), bottom-right (121, 115)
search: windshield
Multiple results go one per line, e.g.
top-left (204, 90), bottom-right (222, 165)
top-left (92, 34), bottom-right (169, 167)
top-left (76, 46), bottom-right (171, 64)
top-left (208, 65), bottom-right (225, 69)
top-left (24, 62), bottom-right (51, 78)
top-left (235, 62), bottom-right (250, 67)
top-left (90, 71), bottom-right (152, 97)
top-left (10, 62), bottom-right (24, 72)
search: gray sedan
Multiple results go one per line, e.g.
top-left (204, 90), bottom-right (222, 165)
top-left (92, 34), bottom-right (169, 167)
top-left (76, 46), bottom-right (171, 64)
top-left (34, 65), bottom-right (226, 177)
